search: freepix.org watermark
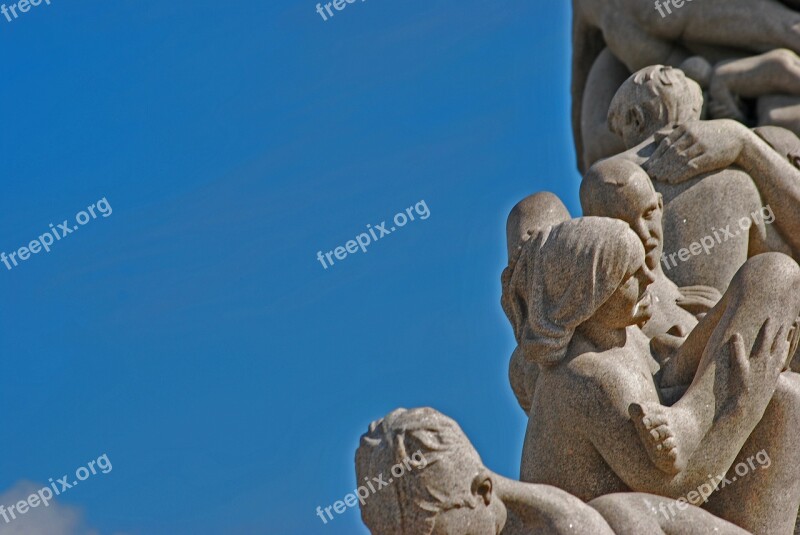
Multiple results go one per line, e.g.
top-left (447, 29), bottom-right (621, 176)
top-left (654, 0), bottom-right (695, 18)
top-left (1, 197), bottom-right (112, 272)
top-left (315, 0), bottom-right (366, 22)
top-left (0, 453), bottom-right (112, 525)
top-left (316, 199), bottom-right (430, 270)
top-left (661, 205), bottom-right (774, 271)
top-left (1, 0), bottom-right (53, 23)
top-left (656, 449), bottom-right (770, 520)
top-left (316, 450), bottom-right (427, 525)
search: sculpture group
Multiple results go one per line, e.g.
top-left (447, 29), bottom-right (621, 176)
top-left (355, 2), bottom-right (800, 533)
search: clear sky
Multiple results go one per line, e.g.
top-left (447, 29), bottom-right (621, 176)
top-left (0, 1), bottom-right (581, 533)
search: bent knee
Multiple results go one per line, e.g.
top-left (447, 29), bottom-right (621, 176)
top-left (734, 253), bottom-right (800, 290)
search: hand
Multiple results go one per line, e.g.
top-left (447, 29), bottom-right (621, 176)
top-left (642, 120), bottom-right (749, 184)
top-left (726, 318), bottom-right (791, 416)
top-left (676, 285), bottom-right (723, 316)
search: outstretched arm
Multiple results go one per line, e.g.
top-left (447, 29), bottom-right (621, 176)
top-left (643, 120), bottom-right (800, 257)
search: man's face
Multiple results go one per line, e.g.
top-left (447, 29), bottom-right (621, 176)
top-left (603, 172), bottom-right (664, 271)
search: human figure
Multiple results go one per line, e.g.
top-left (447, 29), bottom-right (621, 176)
top-left (504, 216), bottom-right (800, 534)
top-left (355, 407), bottom-right (750, 535)
top-left (503, 192), bottom-right (571, 413)
top-left (580, 159), bottom-right (720, 373)
top-left (571, 0), bottom-right (800, 170)
top-left (628, 71), bottom-right (800, 265)
top-left (600, 65), bottom-right (800, 291)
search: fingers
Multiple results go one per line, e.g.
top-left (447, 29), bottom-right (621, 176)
top-left (671, 131), bottom-right (695, 153)
top-left (645, 135), bottom-right (706, 184)
top-left (647, 127), bottom-right (685, 166)
top-left (653, 126), bottom-right (679, 145)
top-left (729, 332), bottom-right (748, 374)
top-left (772, 325), bottom-right (790, 354)
top-left (768, 325), bottom-right (791, 374)
top-left (752, 318), bottom-right (775, 360)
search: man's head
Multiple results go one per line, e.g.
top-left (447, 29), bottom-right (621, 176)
top-left (581, 159), bottom-right (664, 271)
top-left (356, 408), bottom-right (505, 535)
top-left (608, 65), bottom-right (703, 148)
top-left (505, 192), bottom-right (571, 263)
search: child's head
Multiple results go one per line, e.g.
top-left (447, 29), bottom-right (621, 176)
top-left (608, 65), bottom-right (703, 148)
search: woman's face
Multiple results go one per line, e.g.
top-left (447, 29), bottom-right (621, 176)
top-left (598, 259), bottom-right (655, 328)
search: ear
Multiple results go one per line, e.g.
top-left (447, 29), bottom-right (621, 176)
top-left (657, 192), bottom-right (664, 211)
top-left (627, 107), bottom-right (646, 135)
top-left (472, 473), bottom-right (493, 506)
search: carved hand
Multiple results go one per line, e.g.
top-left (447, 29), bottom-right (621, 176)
top-left (643, 120), bottom-right (749, 184)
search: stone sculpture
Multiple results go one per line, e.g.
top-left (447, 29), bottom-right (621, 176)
top-left (355, 2), bottom-right (800, 533)
top-left (506, 217), bottom-right (800, 534)
top-left (356, 407), bottom-right (749, 534)
top-left (572, 0), bottom-right (800, 171)
top-left (503, 192), bottom-right (571, 413)
top-left (600, 65), bottom-right (800, 291)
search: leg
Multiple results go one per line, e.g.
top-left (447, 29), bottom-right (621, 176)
top-left (633, 254), bottom-right (800, 478)
top-left (679, 0), bottom-right (800, 55)
top-left (705, 371), bottom-right (800, 535)
top-left (710, 50), bottom-right (800, 121)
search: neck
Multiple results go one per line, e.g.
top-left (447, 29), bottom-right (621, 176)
top-left (575, 320), bottom-right (627, 353)
top-left (493, 475), bottom-right (613, 535)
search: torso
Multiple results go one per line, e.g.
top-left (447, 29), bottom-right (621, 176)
top-left (520, 328), bottom-right (661, 501)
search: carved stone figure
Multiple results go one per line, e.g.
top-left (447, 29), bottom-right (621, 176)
top-left (599, 65), bottom-right (800, 291)
top-left (355, 4), bottom-right (800, 534)
top-left (356, 407), bottom-right (749, 534)
top-left (503, 192), bottom-right (571, 413)
top-left (572, 0), bottom-right (800, 170)
top-left (504, 216), bottom-right (800, 534)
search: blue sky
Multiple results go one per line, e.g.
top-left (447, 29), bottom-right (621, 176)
top-left (0, 1), bottom-right (580, 533)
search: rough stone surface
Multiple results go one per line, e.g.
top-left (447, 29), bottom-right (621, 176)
top-left (356, 3), bottom-right (800, 533)
top-left (356, 407), bottom-right (750, 534)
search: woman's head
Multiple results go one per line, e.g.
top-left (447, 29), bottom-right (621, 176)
top-left (501, 217), bottom-right (650, 367)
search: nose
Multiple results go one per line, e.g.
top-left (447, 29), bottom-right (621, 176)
top-left (633, 221), bottom-right (649, 243)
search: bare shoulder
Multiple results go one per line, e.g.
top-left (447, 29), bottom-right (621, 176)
top-left (564, 348), bottom-right (659, 413)
top-left (566, 348), bottom-right (640, 390)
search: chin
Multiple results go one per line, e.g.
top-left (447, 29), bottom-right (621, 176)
top-left (633, 307), bottom-right (653, 327)
top-left (645, 252), bottom-right (659, 271)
